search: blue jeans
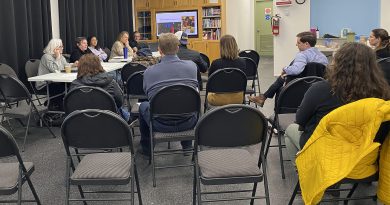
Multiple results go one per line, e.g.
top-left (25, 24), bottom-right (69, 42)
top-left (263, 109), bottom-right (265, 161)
top-left (139, 102), bottom-right (197, 153)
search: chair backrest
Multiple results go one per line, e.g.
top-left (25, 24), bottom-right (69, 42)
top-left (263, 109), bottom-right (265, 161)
top-left (206, 68), bottom-right (247, 94)
top-left (276, 76), bottom-right (324, 114)
top-left (195, 105), bottom-right (267, 147)
top-left (285, 62), bottom-right (326, 84)
top-left (0, 63), bottom-right (17, 78)
top-left (199, 53), bottom-right (210, 68)
top-left (25, 59), bottom-right (41, 78)
top-left (126, 71), bottom-right (146, 98)
top-left (150, 84), bottom-right (201, 117)
top-left (0, 126), bottom-right (20, 158)
top-left (378, 57), bottom-right (390, 85)
top-left (0, 74), bottom-right (31, 102)
top-left (121, 62), bottom-right (147, 83)
top-left (61, 109), bottom-right (133, 151)
top-left (239, 50), bottom-right (260, 66)
top-left (103, 47), bottom-right (111, 60)
top-left (240, 57), bottom-right (258, 79)
top-left (64, 86), bottom-right (117, 115)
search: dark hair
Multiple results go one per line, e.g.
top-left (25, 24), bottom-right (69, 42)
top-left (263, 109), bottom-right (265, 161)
top-left (326, 42), bottom-right (390, 103)
top-left (87, 36), bottom-right (101, 50)
top-left (75, 37), bottom-right (87, 48)
top-left (372, 28), bottom-right (390, 50)
top-left (297, 31), bottom-right (317, 47)
top-left (77, 54), bottom-right (105, 78)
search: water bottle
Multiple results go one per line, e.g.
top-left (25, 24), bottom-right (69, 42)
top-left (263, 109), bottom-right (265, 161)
top-left (123, 47), bottom-right (128, 59)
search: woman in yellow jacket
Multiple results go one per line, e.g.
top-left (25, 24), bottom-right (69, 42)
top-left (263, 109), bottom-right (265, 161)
top-left (284, 42), bottom-right (390, 165)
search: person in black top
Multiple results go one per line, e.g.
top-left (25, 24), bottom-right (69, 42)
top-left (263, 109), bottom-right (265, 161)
top-left (129, 31), bottom-right (149, 53)
top-left (70, 37), bottom-right (91, 63)
top-left (369, 28), bottom-right (390, 59)
top-left (284, 42), bottom-right (390, 164)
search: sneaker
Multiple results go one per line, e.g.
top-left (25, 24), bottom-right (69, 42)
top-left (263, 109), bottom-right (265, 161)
top-left (247, 94), bottom-right (266, 107)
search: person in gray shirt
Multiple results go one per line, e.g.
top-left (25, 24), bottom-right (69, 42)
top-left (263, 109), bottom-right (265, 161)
top-left (138, 33), bottom-right (198, 157)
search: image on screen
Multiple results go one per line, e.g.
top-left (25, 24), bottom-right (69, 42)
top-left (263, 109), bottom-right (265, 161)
top-left (156, 11), bottom-right (198, 37)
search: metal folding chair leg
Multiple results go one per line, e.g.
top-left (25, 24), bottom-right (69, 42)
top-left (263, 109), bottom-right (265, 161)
top-left (250, 182), bottom-right (258, 205)
top-left (262, 156), bottom-right (271, 205)
top-left (25, 174), bottom-right (41, 205)
top-left (343, 183), bottom-right (358, 205)
top-left (288, 181), bottom-right (300, 205)
top-left (18, 167), bottom-right (22, 205)
top-left (277, 131), bottom-right (286, 179)
top-left (134, 164), bottom-right (143, 205)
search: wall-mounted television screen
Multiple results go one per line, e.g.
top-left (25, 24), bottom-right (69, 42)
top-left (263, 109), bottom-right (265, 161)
top-left (156, 10), bottom-right (198, 37)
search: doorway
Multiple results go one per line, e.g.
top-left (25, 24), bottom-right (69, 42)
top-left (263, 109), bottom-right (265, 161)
top-left (255, 0), bottom-right (273, 56)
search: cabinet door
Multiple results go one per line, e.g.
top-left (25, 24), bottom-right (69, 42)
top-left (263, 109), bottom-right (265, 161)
top-left (149, 0), bottom-right (162, 9)
top-left (206, 41), bottom-right (220, 62)
top-left (161, 0), bottom-right (176, 9)
top-left (136, 0), bottom-right (149, 10)
top-left (191, 41), bottom-right (207, 54)
top-left (202, 0), bottom-right (221, 6)
top-left (177, 0), bottom-right (199, 7)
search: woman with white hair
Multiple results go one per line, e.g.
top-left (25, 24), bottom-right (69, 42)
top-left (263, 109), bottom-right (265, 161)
top-left (36, 38), bottom-right (70, 110)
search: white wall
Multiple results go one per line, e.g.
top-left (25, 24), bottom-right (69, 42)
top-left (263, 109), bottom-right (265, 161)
top-left (381, 0), bottom-right (390, 30)
top-left (273, 1), bottom-right (310, 75)
top-left (50, 0), bottom-right (60, 38)
top-left (225, 0), bottom-right (255, 50)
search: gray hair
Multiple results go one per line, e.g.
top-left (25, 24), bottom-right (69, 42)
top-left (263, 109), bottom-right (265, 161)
top-left (43, 39), bottom-right (63, 55)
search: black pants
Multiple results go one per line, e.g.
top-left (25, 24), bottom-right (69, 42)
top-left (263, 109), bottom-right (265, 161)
top-left (264, 76), bottom-right (285, 99)
top-left (45, 83), bottom-right (67, 111)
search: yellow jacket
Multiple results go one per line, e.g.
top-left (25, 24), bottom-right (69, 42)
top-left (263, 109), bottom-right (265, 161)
top-left (296, 98), bottom-right (390, 205)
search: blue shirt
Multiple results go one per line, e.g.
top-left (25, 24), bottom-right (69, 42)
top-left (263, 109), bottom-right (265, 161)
top-left (143, 55), bottom-right (198, 100)
top-left (283, 47), bottom-right (328, 75)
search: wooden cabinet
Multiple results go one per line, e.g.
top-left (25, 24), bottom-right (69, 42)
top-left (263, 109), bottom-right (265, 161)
top-left (160, 0), bottom-right (199, 9)
top-left (201, 0), bottom-right (221, 6)
top-left (135, 0), bottom-right (149, 10)
top-left (190, 40), bottom-right (220, 62)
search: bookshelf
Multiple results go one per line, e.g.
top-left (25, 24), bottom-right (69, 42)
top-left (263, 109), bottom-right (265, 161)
top-left (136, 11), bottom-right (152, 40)
top-left (202, 6), bottom-right (221, 40)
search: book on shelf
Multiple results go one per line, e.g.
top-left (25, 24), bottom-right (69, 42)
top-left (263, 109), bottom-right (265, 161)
top-left (202, 19), bottom-right (221, 28)
top-left (202, 28), bottom-right (221, 40)
top-left (202, 7), bottom-right (221, 16)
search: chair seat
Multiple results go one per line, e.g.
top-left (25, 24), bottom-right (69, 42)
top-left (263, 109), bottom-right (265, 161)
top-left (277, 114), bottom-right (296, 131)
top-left (154, 129), bottom-right (195, 143)
top-left (71, 153), bottom-right (132, 185)
top-left (198, 148), bottom-right (262, 185)
top-left (4, 105), bottom-right (47, 118)
top-left (0, 162), bottom-right (34, 195)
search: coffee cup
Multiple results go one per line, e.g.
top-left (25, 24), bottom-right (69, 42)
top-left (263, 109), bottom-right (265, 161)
top-left (64, 65), bottom-right (71, 73)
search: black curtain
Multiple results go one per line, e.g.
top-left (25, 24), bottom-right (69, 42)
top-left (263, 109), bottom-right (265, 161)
top-left (0, 0), bottom-right (52, 83)
top-left (59, 0), bottom-right (134, 54)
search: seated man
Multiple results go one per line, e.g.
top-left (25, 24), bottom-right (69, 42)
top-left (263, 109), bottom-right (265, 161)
top-left (175, 31), bottom-right (208, 90)
top-left (130, 31), bottom-right (149, 53)
top-left (138, 33), bottom-right (199, 157)
top-left (249, 31), bottom-right (328, 107)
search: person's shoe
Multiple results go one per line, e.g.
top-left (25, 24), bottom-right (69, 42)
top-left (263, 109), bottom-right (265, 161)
top-left (247, 94), bottom-right (266, 107)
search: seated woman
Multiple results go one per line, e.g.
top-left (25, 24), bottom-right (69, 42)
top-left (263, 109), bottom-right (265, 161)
top-left (207, 35), bottom-right (246, 106)
top-left (369, 28), bottom-right (390, 59)
top-left (36, 38), bottom-right (70, 110)
top-left (110, 31), bottom-right (134, 59)
top-left (70, 54), bottom-right (130, 121)
top-left (285, 42), bottom-right (390, 164)
top-left (70, 37), bottom-right (91, 63)
top-left (87, 35), bottom-right (108, 61)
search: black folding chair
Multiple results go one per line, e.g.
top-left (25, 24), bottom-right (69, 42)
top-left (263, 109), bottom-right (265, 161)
top-left (204, 68), bottom-right (247, 112)
top-left (378, 57), bottom-right (390, 85)
top-left (199, 53), bottom-right (210, 68)
top-left (240, 57), bottom-right (260, 100)
top-left (239, 50), bottom-right (260, 66)
top-left (121, 63), bottom-right (147, 92)
top-left (0, 74), bottom-right (56, 151)
top-left (25, 59), bottom-right (45, 105)
top-left (149, 84), bottom-right (201, 187)
top-left (285, 62), bottom-right (326, 85)
top-left (126, 71), bottom-right (147, 118)
top-left (193, 105), bottom-right (270, 205)
top-left (64, 86), bottom-right (117, 115)
top-left (61, 109), bottom-right (142, 205)
top-left (266, 76), bottom-right (324, 179)
top-left (0, 126), bottom-right (41, 204)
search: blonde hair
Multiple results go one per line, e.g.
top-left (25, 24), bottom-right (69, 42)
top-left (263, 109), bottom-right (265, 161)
top-left (43, 39), bottom-right (63, 55)
top-left (117, 31), bottom-right (129, 41)
top-left (220, 35), bottom-right (239, 60)
top-left (158, 33), bottom-right (179, 55)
